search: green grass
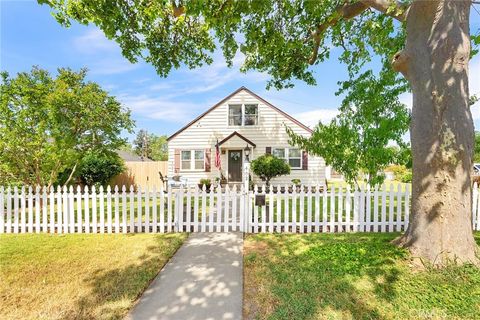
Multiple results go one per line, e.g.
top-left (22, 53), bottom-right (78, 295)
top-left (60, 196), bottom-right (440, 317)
top-left (244, 232), bottom-right (480, 320)
top-left (0, 233), bottom-right (187, 320)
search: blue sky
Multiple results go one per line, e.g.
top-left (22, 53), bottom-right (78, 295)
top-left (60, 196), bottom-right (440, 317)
top-left (1, 0), bottom-right (480, 142)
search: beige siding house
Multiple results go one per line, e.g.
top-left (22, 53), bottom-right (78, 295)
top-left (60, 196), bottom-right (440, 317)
top-left (167, 87), bottom-right (326, 186)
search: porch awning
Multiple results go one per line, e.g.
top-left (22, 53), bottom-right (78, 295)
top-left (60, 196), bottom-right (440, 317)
top-left (218, 131), bottom-right (256, 148)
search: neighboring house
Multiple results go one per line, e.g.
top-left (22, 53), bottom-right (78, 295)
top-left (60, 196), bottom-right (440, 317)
top-left (117, 150), bottom-right (153, 162)
top-left (167, 87), bottom-right (326, 186)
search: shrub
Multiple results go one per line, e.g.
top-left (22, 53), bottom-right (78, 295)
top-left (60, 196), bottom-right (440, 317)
top-left (387, 164), bottom-right (411, 183)
top-left (400, 171), bottom-right (412, 183)
top-left (291, 178), bottom-right (301, 185)
top-left (79, 152), bottom-right (125, 186)
top-left (199, 178), bottom-right (211, 186)
top-left (251, 154), bottom-right (290, 186)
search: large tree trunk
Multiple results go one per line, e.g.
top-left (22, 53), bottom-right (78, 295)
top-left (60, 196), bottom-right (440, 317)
top-left (393, 0), bottom-right (478, 265)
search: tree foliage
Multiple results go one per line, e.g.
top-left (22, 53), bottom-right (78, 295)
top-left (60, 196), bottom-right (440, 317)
top-left (0, 66), bottom-right (134, 186)
top-left (288, 70), bottom-right (410, 186)
top-left (251, 154), bottom-right (291, 186)
top-left (133, 130), bottom-right (168, 161)
top-left (37, 0), bottom-right (480, 265)
top-left (78, 152), bottom-right (125, 186)
top-left (474, 132), bottom-right (480, 163)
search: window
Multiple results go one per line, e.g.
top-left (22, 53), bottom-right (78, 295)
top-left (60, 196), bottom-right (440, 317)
top-left (272, 147), bottom-right (302, 169)
top-left (229, 104), bottom-right (258, 126)
top-left (229, 105), bottom-right (242, 126)
top-left (194, 150), bottom-right (205, 170)
top-left (288, 148), bottom-right (301, 168)
top-left (272, 148), bottom-right (286, 160)
top-left (181, 150), bottom-right (205, 171)
top-left (244, 104), bottom-right (258, 125)
top-left (181, 151), bottom-right (191, 170)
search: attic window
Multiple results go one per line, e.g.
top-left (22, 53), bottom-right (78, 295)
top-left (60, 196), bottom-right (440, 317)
top-left (229, 104), bottom-right (258, 126)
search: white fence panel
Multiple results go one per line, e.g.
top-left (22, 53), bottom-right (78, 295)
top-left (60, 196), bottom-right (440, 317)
top-left (2, 182), bottom-right (479, 234)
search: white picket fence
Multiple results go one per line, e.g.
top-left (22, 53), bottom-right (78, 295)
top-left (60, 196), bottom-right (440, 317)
top-left (0, 183), bottom-right (479, 234)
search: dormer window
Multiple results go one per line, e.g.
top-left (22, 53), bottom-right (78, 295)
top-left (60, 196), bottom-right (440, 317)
top-left (229, 104), bottom-right (258, 126)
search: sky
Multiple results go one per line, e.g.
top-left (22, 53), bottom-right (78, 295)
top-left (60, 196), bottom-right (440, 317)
top-left (1, 0), bottom-right (480, 142)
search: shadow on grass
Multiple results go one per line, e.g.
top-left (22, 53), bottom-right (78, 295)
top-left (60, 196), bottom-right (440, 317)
top-left (245, 232), bottom-right (480, 320)
top-left (61, 234), bottom-right (183, 320)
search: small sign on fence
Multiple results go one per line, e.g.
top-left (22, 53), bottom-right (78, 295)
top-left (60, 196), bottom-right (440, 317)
top-left (255, 194), bottom-right (266, 206)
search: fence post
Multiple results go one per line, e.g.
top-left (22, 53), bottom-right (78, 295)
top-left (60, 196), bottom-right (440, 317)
top-left (216, 185), bottom-right (222, 232)
top-left (84, 185), bottom-right (90, 234)
top-left (69, 186), bottom-right (74, 233)
top-left (20, 186), bottom-right (26, 233)
top-left (404, 184), bottom-right (410, 230)
top-left (472, 183), bottom-right (478, 230)
top-left (345, 185), bottom-right (351, 232)
top-left (92, 185), bottom-right (97, 234)
top-left (239, 185), bottom-right (245, 233)
top-left (99, 185), bottom-right (105, 234)
top-left (42, 186), bottom-right (47, 233)
top-left (122, 185), bottom-right (128, 234)
top-left (77, 185), bottom-right (82, 233)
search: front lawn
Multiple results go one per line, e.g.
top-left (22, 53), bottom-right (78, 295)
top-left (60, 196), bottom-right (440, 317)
top-left (244, 232), bottom-right (480, 320)
top-left (0, 233), bottom-right (187, 320)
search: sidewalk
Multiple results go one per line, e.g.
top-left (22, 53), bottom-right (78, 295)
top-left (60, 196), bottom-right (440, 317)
top-left (126, 232), bottom-right (243, 320)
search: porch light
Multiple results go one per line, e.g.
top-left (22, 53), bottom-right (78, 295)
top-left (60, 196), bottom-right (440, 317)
top-left (244, 144), bottom-right (251, 162)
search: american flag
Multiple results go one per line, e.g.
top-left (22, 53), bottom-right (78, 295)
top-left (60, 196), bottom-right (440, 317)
top-left (215, 139), bottom-right (221, 169)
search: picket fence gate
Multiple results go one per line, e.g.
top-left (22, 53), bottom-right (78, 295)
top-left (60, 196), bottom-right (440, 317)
top-left (1, 183), bottom-right (479, 234)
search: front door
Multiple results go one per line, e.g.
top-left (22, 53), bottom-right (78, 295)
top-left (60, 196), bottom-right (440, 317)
top-left (228, 150), bottom-right (243, 182)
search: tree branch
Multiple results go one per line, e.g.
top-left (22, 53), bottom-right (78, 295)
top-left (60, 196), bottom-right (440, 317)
top-left (308, 0), bottom-right (410, 65)
top-left (360, 0), bottom-right (409, 21)
top-left (308, 2), bottom-right (369, 64)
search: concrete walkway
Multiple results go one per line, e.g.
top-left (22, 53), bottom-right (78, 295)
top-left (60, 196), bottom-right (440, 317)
top-left (126, 233), bottom-right (243, 320)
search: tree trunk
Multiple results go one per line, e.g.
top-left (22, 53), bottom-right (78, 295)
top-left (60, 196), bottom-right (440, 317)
top-left (393, 0), bottom-right (478, 265)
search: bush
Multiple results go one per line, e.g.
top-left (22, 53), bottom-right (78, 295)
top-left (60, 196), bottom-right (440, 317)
top-left (400, 171), bottom-right (412, 183)
top-left (251, 154), bottom-right (290, 186)
top-left (199, 178), bottom-right (211, 186)
top-left (387, 164), bottom-right (411, 183)
top-left (79, 152), bottom-right (125, 186)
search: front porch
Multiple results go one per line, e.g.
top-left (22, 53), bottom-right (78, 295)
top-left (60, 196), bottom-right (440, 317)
top-left (216, 131), bottom-right (256, 185)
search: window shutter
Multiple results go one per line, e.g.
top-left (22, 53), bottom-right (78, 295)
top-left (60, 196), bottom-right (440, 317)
top-left (266, 147), bottom-right (272, 155)
top-left (302, 151), bottom-right (308, 170)
top-left (205, 148), bottom-right (211, 172)
top-left (174, 149), bottom-right (180, 173)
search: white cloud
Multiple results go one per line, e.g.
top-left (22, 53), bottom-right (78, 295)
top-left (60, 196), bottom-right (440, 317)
top-left (148, 51), bottom-right (268, 96)
top-left (73, 29), bottom-right (117, 54)
top-left (470, 58), bottom-right (480, 121)
top-left (399, 92), bottom-right (412, 110)
top-left (293, 109), bottom-right (339, 128)
top-left (118, 94), bottom-right (203, 123)
top-left (89, 58), bottom-right (138, 75)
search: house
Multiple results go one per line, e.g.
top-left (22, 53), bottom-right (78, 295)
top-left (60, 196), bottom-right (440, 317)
top-left (167, 87), bottom-right (326, 186)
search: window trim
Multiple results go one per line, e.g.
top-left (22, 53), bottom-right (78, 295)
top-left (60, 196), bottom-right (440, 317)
top-left (180, 149), bottom-right (205, 171)
top-left (272, 147), bottom-right (302, 169)
top-left (228, 104), bottom-right (258, 127)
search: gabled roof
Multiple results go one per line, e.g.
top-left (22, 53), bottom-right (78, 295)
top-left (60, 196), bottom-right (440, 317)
top-left (218, 131), bottom-right (256, 148)
top-left (117, 150), bottom-right (152, 162)
top-left (167, 86), bottom-right (313, 141)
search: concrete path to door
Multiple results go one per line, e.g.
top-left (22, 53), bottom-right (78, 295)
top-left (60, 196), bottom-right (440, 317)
top-left (126, 232), bottom-right (243, 320)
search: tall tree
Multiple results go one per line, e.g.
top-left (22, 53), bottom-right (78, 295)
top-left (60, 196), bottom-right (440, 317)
top-left (39, 0), bottom-right (480, 265)
top-left (133, 130), bottom-right (168, 161)
top-left (0, 66), bottom-right (134, 186)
